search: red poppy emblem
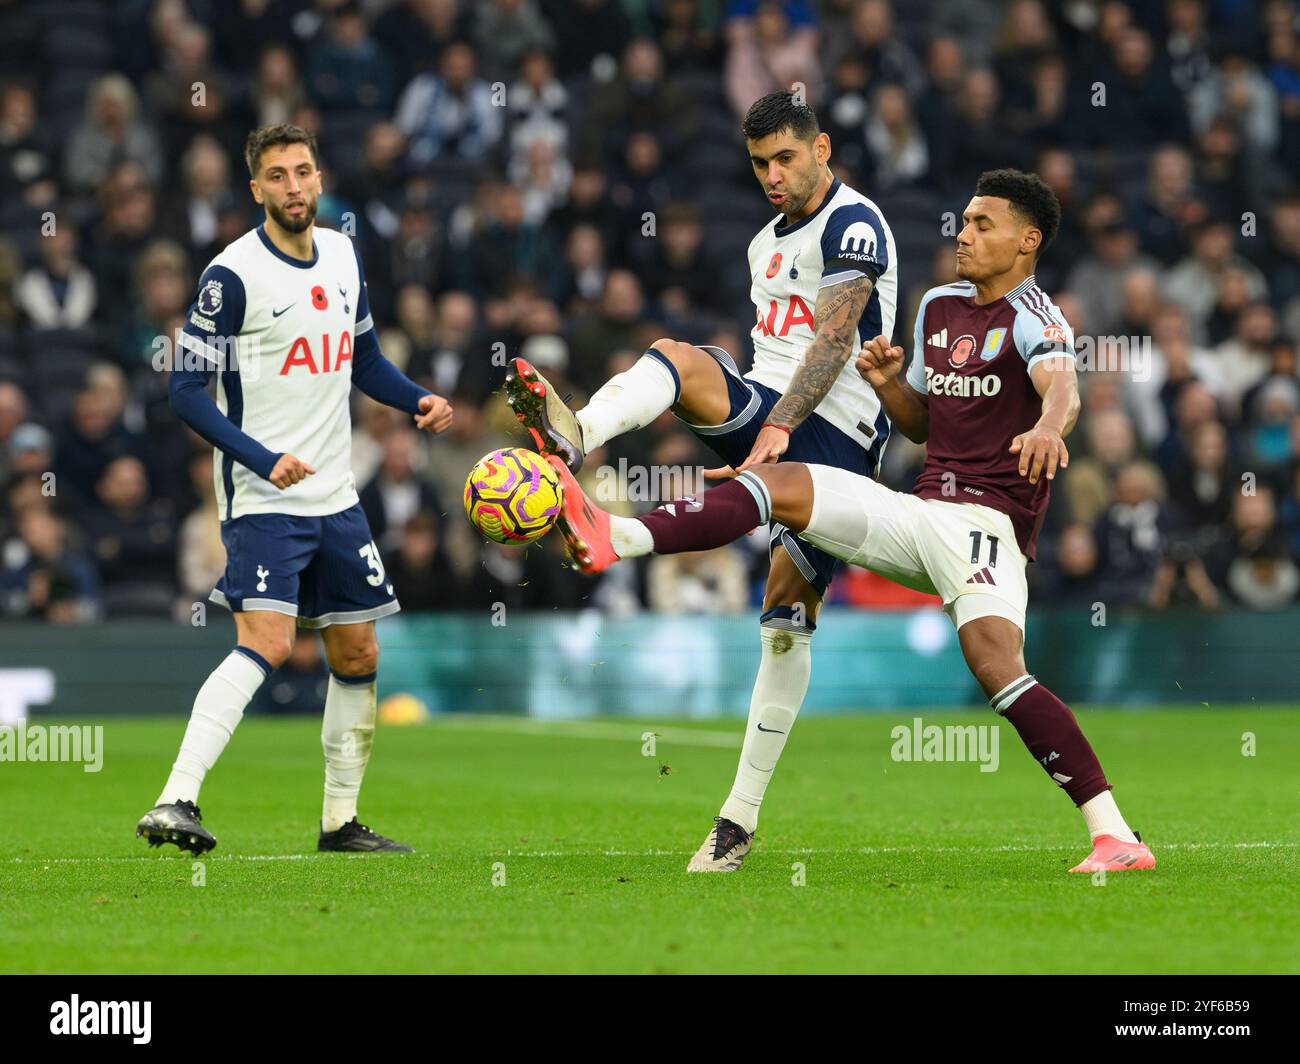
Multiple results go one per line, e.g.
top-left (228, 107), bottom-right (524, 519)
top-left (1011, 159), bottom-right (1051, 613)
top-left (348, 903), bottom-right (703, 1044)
top-left (765, 253), bottom-right (782, 279)
top-left (948, 334), bottom-right (977, 368)
top-left (311, 285), bottom-right (328, 310)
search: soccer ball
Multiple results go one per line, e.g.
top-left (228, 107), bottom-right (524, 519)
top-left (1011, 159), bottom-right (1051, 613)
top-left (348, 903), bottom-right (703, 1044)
top-left (377, 692), bottom-right (430, 726)
top-left (463, 447), bottom-right (564, 544)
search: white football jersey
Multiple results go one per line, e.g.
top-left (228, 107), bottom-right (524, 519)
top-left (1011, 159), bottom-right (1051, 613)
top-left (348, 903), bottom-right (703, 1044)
top-left (746, 177), bottom-right (897, 465)
top-left (179, 225), bottom-right (371, 520)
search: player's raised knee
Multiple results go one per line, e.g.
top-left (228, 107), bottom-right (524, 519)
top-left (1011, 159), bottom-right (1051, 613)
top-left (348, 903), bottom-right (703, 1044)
top-left (653, 337), bottom-right (718, 372)
top-left (647, 338), bottom-right (692, 370)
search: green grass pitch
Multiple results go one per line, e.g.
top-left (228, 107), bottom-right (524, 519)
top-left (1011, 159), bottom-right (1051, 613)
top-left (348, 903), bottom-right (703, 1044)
top-left (1, 708), bottom-right (1297, 974)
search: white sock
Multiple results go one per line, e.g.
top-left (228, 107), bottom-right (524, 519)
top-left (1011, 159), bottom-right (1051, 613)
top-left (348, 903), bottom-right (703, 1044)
top-left (609, 514), bottom-right (654, 558)
top-left (719, 623), bottom-right (813, 833)
top-left (575, 351), bottom-right (679, 453)
top-left (158, 650), bottom-right (268, 805)
top-left (321, 673), bottom-right (377, 831)
top-left (1080, 790), bottom-right (1139, 844)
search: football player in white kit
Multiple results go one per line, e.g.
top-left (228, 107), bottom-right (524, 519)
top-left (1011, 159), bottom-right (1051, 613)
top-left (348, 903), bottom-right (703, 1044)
top-left (136, 125), bottom-right (453, 854)
top-left (504, 92), bottom-right (898, 871)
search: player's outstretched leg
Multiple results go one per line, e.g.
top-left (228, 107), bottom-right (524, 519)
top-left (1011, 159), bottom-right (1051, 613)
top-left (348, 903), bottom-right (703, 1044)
top-left (504, 340), bottom-right (732, 472)
top-left (545, 456), bottom-right (810, 573)
top-left (957, 617), bottom-right (1155, 873)
top-left (137, 613), bottom-right (289, 853)
top-left (316, 621), bottom-right (412, 853)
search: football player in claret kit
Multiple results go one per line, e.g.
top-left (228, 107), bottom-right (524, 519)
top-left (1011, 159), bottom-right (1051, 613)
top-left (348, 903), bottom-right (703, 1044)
top-left (505, 91), bottom-right (899, 872)
top-left (548, 169), bottom-right (1156, 875)
top-left (135, 124), bottom-right (453, 854)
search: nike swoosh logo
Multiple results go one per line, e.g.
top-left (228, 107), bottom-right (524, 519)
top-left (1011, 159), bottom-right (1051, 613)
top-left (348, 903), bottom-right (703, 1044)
top-left (756, 723), bottom-right (785, 734)
top-left (272, 304), bottom-right (295, 317)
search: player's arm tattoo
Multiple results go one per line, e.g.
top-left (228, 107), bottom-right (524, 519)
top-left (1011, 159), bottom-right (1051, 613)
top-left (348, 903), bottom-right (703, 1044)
top-left (766, 273), bottom-right (876, 431)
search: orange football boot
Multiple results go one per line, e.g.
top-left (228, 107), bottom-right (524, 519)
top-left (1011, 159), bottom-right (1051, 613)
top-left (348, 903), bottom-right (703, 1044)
top-left (545, 454), bottom-right (619, 574)
top-left (1069, 832), bottom-right (1156, 873)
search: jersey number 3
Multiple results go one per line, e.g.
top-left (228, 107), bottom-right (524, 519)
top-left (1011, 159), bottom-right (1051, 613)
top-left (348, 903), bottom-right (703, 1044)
top-left (358, 542), bottom-right (387, 587)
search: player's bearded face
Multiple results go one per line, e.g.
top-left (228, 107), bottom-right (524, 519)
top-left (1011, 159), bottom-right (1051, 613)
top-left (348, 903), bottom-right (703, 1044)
top-left (253, 144), bottom-right (322, 235)
top-left (749, 134), bottom-right (823, 218)
top-left (267, 185), bottom-right (318, 234)
top-left (783, 154), bottom-right (823, 217)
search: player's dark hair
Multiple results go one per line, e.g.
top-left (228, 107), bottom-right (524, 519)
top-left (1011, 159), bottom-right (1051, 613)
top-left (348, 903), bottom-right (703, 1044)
top-left (244, 123), bottom-right (319, 177)
top-left (741, 91), bottom-right (820, 143)
top-left (974, 168), bottom-right (1061, 259)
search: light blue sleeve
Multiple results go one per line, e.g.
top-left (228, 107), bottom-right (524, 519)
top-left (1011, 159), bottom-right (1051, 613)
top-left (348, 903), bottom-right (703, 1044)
top-left (1012, 297), bottom-right (1076, 373)
top-left (906, 289), bottom-right (936, 393)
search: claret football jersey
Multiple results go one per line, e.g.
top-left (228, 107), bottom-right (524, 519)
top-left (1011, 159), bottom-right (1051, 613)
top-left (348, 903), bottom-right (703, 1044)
top-left (906, 275), bottom-right (1076, 559)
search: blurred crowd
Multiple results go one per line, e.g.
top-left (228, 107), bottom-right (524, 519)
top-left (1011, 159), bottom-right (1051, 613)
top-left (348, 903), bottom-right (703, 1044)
top-left (3, 0), bottom-right (1300, 625)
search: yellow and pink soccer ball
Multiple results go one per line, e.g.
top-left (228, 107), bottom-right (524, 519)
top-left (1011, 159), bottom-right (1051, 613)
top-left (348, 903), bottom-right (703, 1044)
top-left (463, 447), bottom-right (564, 544)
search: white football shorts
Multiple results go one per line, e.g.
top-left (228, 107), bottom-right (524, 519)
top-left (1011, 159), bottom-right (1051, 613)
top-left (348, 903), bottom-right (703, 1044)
top-left (799, 464), bottom-right (1029, 631)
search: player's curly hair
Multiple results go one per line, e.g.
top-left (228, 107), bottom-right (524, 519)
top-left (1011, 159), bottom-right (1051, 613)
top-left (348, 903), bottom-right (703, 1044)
top-left (244, 123), bottom-right (319, 177)
top-left (741, 91), bottom-right (820, 143)
top-left (974, 169), bottom-right (1061, 259)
